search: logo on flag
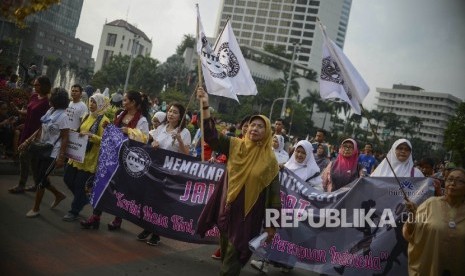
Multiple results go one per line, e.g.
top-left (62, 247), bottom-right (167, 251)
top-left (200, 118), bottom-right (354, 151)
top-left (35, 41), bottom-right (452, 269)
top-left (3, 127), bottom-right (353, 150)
top-left (318, 20), bottom-right (369, 115)
top-left (321, 56), bottom-right (353, 101)
top-left (203, 42), bottom-right (240, 79)
top-left (196, 5), bottom-right (257, 101)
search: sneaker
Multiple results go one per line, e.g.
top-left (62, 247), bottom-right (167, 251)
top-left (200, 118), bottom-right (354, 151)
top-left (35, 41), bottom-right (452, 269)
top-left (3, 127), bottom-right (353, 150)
top-left (63, 212), bottom-right (78, 222)
top-left (26, 209), bottom-right (40, 218)
top-left (250, 260), bottom-right (268, 274)
top-left (137, 230), bottom-right (151, 241)
top-left (211, 248), bottom-right (221, 260)
top-left (146, 234), bottom-right (160, 246)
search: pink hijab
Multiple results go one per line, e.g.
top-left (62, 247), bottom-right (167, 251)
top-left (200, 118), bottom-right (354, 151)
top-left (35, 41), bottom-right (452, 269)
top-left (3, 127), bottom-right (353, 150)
top-left (330, 138), bottom-right (359, 190)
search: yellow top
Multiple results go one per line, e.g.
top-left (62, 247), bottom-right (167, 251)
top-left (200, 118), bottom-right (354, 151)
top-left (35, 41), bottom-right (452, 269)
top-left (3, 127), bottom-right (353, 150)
top-left (227, 115), bottom-right (279, 216)
top-left (403, 196), bottom-right (465, 275)
top-left (69, 115), bottom-right (110, 173)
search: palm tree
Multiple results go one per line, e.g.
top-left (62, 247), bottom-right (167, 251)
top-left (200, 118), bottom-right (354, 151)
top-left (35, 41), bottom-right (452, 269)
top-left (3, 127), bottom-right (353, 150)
top-left (317, 100), bottom-right (333, 129)
top-left (301, 89), bottom-right (321, 119)
top-left (401, 120), bottom-right (414, 139)
top-left (367, 109), bottom-right (386, 134)
top-left (383, 112), bottom-right (403, 137)
top-left (280, 70), bottom-right (300, 98)
top-left (408, 116), bottom-right (423, 137)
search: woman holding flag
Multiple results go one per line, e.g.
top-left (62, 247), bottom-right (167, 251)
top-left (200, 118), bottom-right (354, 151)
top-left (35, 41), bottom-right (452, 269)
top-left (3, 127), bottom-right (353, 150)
top-left (196, 87), bottom-right (281, 275)
top-left (371, 138), bottom-right (423, 177)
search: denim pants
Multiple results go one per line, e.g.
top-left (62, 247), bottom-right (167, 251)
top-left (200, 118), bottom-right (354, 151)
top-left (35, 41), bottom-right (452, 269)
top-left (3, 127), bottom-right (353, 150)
top-left (63, 165), bottom-right (92, 215)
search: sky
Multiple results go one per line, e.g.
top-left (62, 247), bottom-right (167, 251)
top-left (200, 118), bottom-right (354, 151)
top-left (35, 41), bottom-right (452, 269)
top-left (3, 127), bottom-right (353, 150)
top-left (75, 0), bottom-right (465, 110)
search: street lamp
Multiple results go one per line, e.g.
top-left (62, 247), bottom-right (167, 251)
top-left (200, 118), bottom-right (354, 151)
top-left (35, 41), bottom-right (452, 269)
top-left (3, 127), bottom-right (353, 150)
top-left (269, 97), bottom-right (293, 121)
top-left (123, 35), bottom-right (139, 92)
top-left (280, 42), bottom-right (300, 118)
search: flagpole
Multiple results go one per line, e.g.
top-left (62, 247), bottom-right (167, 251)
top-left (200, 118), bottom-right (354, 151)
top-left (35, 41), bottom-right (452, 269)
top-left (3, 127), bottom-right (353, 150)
top-left (196, 3), bottom-right (205, 161)
top-left (361, 105), bottom-right (410, 201)
top-left (212, 17), bottom-right (231, 51)
top-left (317, 18), bottom-right (364, 104)
top-left (317, 17), bottom-right (410, 201)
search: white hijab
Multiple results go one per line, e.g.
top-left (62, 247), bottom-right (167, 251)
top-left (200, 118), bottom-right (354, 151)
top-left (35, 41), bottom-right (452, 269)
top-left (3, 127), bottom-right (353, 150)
top-left (371, 138), bottom-right (423, 177)
top-left (153, 111), bottom-right (166, 123)
top-left (285, 140), bottom-right (321, 181)
top-left (273, 134), bottom-right (289, 164)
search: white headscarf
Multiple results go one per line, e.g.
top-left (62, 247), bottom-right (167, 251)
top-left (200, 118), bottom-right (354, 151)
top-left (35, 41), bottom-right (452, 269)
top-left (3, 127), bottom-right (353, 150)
top-left (89, 93), bottom-right (109, 117)
top-left (285, 140), bottom-right (321, 181)
top-left (153, 111), bottom-right (166, 123)
top-left (273, 134), bottom-right (289, 164)
top-left (371, 138), bottom-right (423, 177)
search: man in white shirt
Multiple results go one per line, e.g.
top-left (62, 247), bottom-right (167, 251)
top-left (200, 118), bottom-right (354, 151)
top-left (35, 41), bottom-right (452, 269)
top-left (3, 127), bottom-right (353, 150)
top-left (66, 84), bottom-right (88, 130)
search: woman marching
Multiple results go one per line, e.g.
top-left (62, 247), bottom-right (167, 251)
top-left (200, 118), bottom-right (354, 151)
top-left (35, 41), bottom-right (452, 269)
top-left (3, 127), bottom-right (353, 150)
top-left (371, 138), bottom-right (423, 177)
top-left (403, 168), bottom-right (465, 275)
top-left (196, 87), bottom-right (281, 275)
top-left (251, 139), bottom-right (321, 273)
top-left (80, 90), bottom-right (149, 230)
top-left (23, 88), bottom-right (70, 217)
top-left (322, 138), bottom-right (360, 192)
top-left (62, 93), bottom-right (110, 221)
top-left (137, 102), bottom-right (191, 245)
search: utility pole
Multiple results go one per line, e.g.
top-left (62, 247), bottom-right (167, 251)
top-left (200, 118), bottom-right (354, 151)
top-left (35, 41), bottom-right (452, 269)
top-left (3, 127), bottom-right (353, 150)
top-left (123, 35), bottom-right (139, 92)
top-left (280, 42), bottom-right (299, 118)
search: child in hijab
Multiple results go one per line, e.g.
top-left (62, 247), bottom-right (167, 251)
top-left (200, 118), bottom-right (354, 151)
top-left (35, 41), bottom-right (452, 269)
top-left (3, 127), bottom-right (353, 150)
top-left (322, 138), bottom-right (360, 192)
top-left (272, 134), bottom-right (289, 166)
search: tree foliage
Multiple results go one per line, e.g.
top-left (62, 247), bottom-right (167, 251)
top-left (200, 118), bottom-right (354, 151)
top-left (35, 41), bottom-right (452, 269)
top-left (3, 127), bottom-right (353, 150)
top-left (176, 34), bottom-right (196, 56)
top-left (444, 102), bottom-right (465, 166)
top-left (91, 54), bottom-right (163, 96)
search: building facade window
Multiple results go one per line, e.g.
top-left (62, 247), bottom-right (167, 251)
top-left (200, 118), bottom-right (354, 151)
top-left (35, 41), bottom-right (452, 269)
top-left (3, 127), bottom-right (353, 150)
top-left (102, 50), bottom-right (114, 66)
top-left (106, 33), bottom-right (117, 47)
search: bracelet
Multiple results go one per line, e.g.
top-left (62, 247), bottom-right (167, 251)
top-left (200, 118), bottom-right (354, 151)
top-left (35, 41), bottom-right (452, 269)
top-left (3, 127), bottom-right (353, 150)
top-left (202, 105), bottom-right (210, 110)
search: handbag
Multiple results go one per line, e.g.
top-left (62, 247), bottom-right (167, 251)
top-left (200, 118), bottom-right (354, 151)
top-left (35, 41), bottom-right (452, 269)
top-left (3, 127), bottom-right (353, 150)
top-left (28, 135), bottom-right (61, 160)
top-left (28, 141), bottom-right (54, 159)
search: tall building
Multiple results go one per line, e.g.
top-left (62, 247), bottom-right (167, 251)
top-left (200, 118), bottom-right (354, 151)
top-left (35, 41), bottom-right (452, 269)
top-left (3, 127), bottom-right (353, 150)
top-left (25, 0), bottom-right (83, 37)
top-left (94, 19), bottom-right (152, 72)
top-left (376, 84), bottom-right (462, 149)
top-left (1, 0), bottom-right (93, 73)
top-left (215, 0), bottom-right (352, 72)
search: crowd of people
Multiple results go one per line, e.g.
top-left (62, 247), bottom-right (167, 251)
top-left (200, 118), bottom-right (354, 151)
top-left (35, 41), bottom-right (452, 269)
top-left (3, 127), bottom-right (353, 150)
top-left (1, 71), bottom-right (464, 275)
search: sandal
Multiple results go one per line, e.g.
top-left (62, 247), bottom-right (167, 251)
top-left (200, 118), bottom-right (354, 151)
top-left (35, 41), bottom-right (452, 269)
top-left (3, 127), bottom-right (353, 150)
top-left (8, 186), bottom-right (25, 194)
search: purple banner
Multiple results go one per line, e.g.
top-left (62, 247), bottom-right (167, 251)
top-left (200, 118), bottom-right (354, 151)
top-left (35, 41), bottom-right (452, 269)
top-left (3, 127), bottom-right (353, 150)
top-left (92, 125), bottom-right (223, 243)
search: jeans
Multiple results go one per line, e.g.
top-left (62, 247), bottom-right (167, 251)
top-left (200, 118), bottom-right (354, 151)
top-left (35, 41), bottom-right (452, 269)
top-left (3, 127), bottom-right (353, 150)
top-left (63, 165), bottom-right (91, 215)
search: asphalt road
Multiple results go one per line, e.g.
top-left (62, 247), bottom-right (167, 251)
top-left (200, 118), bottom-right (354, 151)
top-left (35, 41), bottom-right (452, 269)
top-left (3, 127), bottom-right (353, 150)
top-left (0, 174), bottom-right (317, 276)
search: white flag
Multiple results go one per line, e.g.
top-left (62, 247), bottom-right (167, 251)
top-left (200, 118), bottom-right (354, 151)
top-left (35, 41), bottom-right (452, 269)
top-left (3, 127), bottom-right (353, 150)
top-left (318, 21), bottom-right (369, 115)
top-left (196, 6), bottom-right (257, 101)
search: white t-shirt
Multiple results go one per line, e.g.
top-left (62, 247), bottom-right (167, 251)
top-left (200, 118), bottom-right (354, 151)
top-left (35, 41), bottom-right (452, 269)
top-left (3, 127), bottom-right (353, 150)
top-left (67, 101), bottom-right (88, 130)
top-left (151, 124), bottom-right (191, 153)
top-left (39, 108), bottom-right (70, 158)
